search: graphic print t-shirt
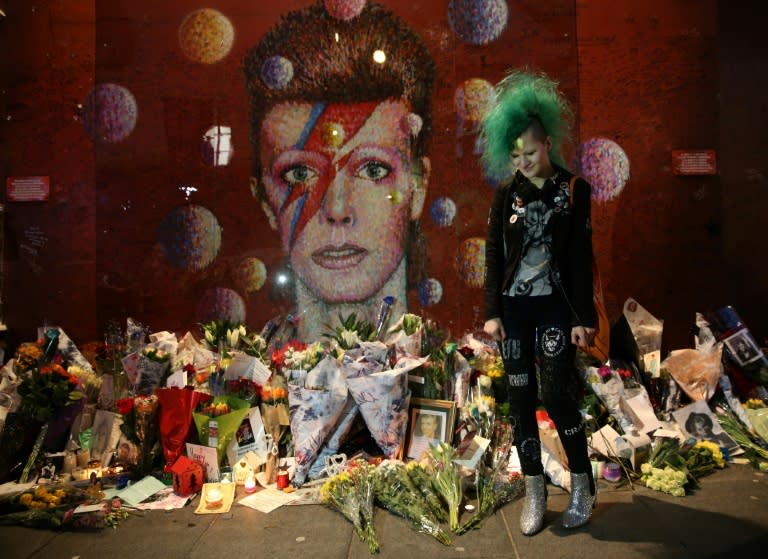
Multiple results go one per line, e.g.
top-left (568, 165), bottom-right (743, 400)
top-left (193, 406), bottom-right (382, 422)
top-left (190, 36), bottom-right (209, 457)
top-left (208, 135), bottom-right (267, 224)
top-left (505, 188), bottom-right (554, 297)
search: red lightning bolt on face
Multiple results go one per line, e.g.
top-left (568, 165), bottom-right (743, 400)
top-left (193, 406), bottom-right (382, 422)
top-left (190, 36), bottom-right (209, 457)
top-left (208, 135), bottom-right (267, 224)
top-left (279, 101), bottom-right (380, 249)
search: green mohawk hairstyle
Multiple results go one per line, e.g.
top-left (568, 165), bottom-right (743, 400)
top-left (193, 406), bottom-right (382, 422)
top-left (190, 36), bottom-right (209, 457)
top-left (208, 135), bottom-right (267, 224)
top-left (479, 69), bottom-right (574, 182)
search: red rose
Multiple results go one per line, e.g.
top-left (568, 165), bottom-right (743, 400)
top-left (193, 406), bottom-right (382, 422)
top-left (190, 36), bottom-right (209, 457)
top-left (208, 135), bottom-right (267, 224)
top-left (116, 397), bottom-right (135, 415)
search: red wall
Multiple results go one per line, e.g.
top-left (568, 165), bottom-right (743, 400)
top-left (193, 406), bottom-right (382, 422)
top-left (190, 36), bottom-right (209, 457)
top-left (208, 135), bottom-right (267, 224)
top-left (3, 0), bottom-right (763, 355)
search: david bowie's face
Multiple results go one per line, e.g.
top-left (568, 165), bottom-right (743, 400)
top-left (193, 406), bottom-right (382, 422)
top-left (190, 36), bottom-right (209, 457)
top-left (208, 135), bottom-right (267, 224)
top-left (259, 99), bottom-right (424, 303)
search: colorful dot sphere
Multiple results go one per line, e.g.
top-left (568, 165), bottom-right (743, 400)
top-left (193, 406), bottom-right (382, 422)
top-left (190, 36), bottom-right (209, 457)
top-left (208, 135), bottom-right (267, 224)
top-left (158, 204), bottom-right (222, 271)
top-left (233, 257), bottom-right (268, 294)
top-left (324, 0), bottom-right (367, 21)
top-left (81, 83), bottom-right (138, 143)
top-left (178, 8), bottom-right (234, 64)
top-left (574, 138), bottom-right (630, 202)
top-left (448, 0), bottom-right (508, 45)
top-left (456, 237), bottom-right (486, 288)
top-left (454, 78), bottom-right (495, 124)
top-left (261, 55), bottom-right (295, 90)
top-left (195, 287), bottom-right (246, 325)
top-left (430, 197), bottom-right (457, 227)
top-left (418, 278), bottom-right (444, 307)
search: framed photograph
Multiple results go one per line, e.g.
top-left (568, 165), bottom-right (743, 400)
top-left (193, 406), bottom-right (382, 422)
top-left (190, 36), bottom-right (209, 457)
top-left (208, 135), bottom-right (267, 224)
top-left (723, 329), bottom-right (762, 367)
top-left (404, 398), bottom-right (456, 461)
top-left (672, 400), bottom-right (741, 456)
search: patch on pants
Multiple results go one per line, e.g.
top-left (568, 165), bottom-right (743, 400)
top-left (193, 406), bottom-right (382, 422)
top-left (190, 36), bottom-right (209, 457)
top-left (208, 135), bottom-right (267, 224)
top-left (540, 327), bottom-right (566, 357)
top-left (501, 338), bottom-right (521, 360)
top-left (519, 438), bottom-right (541, 462)
top-left (508, 373), bottom-right (528, 387)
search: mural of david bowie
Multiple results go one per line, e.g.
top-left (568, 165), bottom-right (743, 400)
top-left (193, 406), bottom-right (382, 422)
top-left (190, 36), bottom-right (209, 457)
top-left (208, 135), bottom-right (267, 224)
top-left (243, 2), bottom-right (435, 345)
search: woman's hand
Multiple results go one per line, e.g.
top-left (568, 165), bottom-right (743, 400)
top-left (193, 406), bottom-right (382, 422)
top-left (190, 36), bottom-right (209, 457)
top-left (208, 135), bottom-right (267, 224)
top-left (571, 326), bottom-right (596, 350)
top-left (484, 318), bottom-right (506, 342)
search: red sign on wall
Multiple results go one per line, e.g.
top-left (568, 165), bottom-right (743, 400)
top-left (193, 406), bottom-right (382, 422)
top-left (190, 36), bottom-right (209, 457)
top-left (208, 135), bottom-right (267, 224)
top-left (6, 176), bottom-right (50, 201)
top-left (671, 150), bottom-right (717, 176)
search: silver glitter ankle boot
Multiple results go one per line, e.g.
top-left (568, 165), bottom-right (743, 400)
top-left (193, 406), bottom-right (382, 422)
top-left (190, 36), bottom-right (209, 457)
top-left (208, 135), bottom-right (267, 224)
top-left (520, 474), bottom-right (547, 536)
top-left (562, 472), bottom-right (596, 529)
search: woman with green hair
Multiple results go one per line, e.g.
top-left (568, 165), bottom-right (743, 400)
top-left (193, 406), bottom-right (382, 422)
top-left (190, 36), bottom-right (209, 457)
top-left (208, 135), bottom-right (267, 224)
top-left (481, 70), bottom-right (597, 535)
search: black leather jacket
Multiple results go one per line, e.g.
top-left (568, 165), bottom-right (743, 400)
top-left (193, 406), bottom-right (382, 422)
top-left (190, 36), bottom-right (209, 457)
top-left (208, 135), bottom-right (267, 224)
top-left (483, 167), bottom-right (596, 328)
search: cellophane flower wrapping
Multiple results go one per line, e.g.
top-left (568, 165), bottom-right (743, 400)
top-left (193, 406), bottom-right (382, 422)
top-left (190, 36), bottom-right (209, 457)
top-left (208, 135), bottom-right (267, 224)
top-left (427, 441), bottom-right (464, 532)
top-left (662, 347), bottom-right (724, 402)
top-left (0, 484), bottom-right (102, 530)
top-left (174, 331), bottom-right (216, 375)
top-left (457, 441), bottom-right (523, 535)
top-left (308, 397), bottom-right (359, 480)
top-left (260, 379), bottom-right (290, 482)
top-left (385, 313), bottom-right (424, 359)
top-left (193, 395), bottom-right (251, 464)
top-left (156, 387), bottom-right (211, 470)
top-left (373, 459), bottom-right (451, 545)
top-left (134, 352), bottom-right (170, 396)
top-left (320, 468), bottom-right (364, 543)
top-left (348, 459), bottom-right (379, 554)
top-left (403, 461), bottom-right (447, 522)
top-left (288, 355), bottom-right (350, 486)
top-left (582, 366), bottom-right (636, 433)
top-left (345, 358), bottom-right (422, 458)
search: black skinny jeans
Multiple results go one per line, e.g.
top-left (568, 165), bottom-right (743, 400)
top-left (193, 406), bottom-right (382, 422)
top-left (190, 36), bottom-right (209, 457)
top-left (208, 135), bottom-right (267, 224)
top-left (500, 294), bottom-right (590, 477)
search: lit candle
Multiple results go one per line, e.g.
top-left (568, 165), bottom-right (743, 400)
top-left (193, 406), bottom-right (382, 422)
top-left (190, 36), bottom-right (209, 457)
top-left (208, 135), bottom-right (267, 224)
top-left (244, 473), bottom-right (257, 494)
top-left (276, 470), bottom-right (289, 490)
top-left (206, 487), bottom-right (223, 508)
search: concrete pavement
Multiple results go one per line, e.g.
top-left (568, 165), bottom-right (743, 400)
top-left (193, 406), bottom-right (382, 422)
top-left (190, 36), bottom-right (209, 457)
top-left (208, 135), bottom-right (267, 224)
top-left (2, 463), bottom-right (767, 559)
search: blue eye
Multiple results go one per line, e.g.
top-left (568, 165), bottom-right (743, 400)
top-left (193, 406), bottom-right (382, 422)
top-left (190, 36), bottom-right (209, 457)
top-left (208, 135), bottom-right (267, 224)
top-left (356, 161), bottom-right (391, 181)
top-left (282, 165), bottom-right (318, 186)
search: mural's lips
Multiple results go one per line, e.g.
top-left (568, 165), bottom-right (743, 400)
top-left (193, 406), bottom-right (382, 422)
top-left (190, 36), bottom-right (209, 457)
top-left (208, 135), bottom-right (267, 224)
top-left (312, 244), bottom-right (367, 270)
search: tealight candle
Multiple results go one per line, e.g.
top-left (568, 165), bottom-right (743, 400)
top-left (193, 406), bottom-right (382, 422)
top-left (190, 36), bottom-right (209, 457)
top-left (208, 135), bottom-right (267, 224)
top-left (603, 462), bottom-right (622, 482)
top-left (206, 487), bottom-right (223, 508)
top-left (244, 473), bottom-right (257, 494)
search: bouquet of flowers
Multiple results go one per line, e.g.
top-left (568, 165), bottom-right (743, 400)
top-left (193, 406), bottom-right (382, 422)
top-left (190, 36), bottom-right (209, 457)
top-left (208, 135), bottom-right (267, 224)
top-left (156, 387), bottom-right (211, 471)
top-left (324, 313), bottom-right (376, 350)
top-left (426, 441), bottom-right (464, 532)
top-left (320, 460), bottom-right (379, 553)
top-left (462, 374), bottom-right (496, 440)
top-left (0, 484), bottom-right (102, 529)
top-left (67, 365), bottom-right (102, 406)
top-left (287, 354), bottom-right (350, 486)
top-left (270, 341), bottom-right (307, 375)
top-left (639, 436), bottom-right (723, 496)
top-left (321, 470), bottom-right (363, 544)
top-left (118, 394), bottom-right (161, 477)
top-left (193, 395), bottom-right (251, 464)
top-left (11, 331), bottom-right (86, 482)
top-left (350, 459), bottom-right (379, 553)
top-left (456, 432), bottom-right (522, 534)
top-left (404, 461), bottom-right (447, 522)
top-left (17, 356), bottom-right (84, 424)
top-left (456, 469), bottom-right (524, 535)
top-left (373, 460), bottom-right (451, 545)
top-left (134, 345), bottom-right (172, 395)
top-left (345, 358), bottom-right (415, 458)
top-left (386, 313), bottom-right (424, 358)
top-left (239, 331), bottom-right (270, 364)
top-left (715, 404), bottom-right (768, 465)
top-left (640, 462), bottom-right (688, 497)
top-left (200, 320), bottom-right (241, 350)
top-left (581, 364), bottom-right (637, 434)
top-left (260, 377), bottom-right (290, 482)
